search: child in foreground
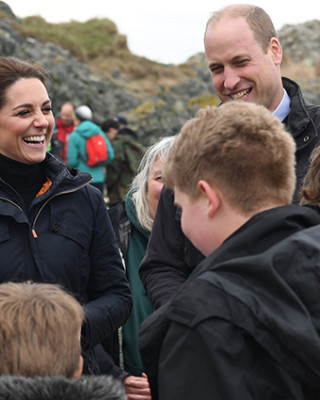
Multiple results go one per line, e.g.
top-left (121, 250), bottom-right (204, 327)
top-left (139, 101), bottom-right (320, 400)
top-left (0, 281), bottom-right (127, 400)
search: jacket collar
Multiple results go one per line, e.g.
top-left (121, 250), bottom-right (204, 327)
top-left (282, 76), bottom-right (316, 142)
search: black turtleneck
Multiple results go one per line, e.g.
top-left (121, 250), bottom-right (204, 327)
top-left (0, 153), bottom-right (46, 210)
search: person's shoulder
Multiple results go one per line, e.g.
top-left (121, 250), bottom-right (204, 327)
top-left (0, 375), bottom-right (127, 400)
top-left (108, 201), bottom-right (127, 225)
top-left (161, 185), bottom-right (174, 200)
top-left (56, 118), bottom-right (63, 128)
top-left (305, 102), bottom-right (320, 121)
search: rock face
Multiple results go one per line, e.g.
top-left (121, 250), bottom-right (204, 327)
top-left (279, 20), bottom-right (320, 65)
top-left (0, 14), bottom-right (139, 125)
top-left (0, 2), bottom-right (320, 143)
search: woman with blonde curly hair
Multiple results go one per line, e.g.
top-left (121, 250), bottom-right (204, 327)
top-left (108, 136), bottom-right (175, 379)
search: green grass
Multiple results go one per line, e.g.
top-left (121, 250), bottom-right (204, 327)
top-left (6, 13), bottom-right (213, 97)
top-left (15, 16), bottom-right (128, 61)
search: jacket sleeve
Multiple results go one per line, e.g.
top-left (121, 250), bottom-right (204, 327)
top-left (82, 189), bottom-right (132, 348)
top-left (100, 131), bottom-right (115, 165)
top-left (139, 186), bottom-right (204, 309)
top-left (158, 318), bottom-right (261, 400)
top-left (66, 132), bottom-right (80, 167)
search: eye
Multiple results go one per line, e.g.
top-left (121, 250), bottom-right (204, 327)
top-left (209, 65), bottom-right (223, 74)
top-left (17, 109), bottom-right (31, 117)
top-left (235, 58), bottom-right (249, 67)
top-left (42, 106), bottom-right (53, 114)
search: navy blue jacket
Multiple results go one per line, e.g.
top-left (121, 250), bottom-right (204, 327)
top-left (0, 153), bottom-right (132, 373)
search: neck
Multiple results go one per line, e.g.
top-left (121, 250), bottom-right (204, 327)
top-left (0, 153), bottom-right (46, 208)
top-left (0, 154), bottom-right (44, 188)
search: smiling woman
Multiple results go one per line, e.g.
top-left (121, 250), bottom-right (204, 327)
top-left (0, 77), bottom-right (54, 165)
top-left (0, 56), bottom-right (132, 376)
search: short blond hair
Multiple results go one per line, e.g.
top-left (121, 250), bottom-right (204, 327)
top-left (164, 102), bottom-right (296, 215)
top-left (0, 281), bottom-right (84, 378)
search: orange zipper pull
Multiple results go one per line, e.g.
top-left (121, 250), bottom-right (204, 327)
top-left (32, 229), bottom-right (38, 238)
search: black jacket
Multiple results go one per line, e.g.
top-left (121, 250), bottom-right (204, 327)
top-left (283, 77), bottom-right (320, 203)
top-left (0, 153), bottom-right (132, 373)
top-left (139, 77), bottom-right (320, 309)
top-left (140, 204), bottom-right (320, 400)
top-left (0, 375), bottom-right (127, 400)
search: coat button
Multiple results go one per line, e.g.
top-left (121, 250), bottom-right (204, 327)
top-left (303, 136), bottom-right (309, 142)
top-left (51, 222), bottom-right (60, 232)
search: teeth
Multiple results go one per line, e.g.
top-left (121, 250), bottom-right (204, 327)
top-left (231, 89), bottom-right (250, 100)
top-left (24, 135), bottom-right (45, 143)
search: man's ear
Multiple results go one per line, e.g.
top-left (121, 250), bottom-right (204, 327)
top-left (198, 180), bottom-right (220, 217)
top-left (73, 355), bottom-right (84, 379)
top-left (269, 37), bottom-right (282, 65)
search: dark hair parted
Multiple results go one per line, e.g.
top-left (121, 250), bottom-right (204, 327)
top-left (0, 57), bottom-right (49, 110)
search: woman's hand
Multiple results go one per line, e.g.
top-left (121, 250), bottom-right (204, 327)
top-left (123, 373), bottom-right (152, 400)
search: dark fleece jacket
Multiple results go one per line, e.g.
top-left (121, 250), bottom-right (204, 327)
top-left (0, 375), bottom-right (127, 400)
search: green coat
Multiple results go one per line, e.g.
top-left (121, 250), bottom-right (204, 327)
top-left (109, 189), bottom-right (153, 375)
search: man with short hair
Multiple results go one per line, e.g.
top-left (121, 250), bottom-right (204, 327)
top-left (50, 101), bottom-right (75, 161)
top-left (139, 3), bottom-right (320, 310)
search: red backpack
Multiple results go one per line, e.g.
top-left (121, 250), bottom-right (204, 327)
top-left (85, 133), bottom-right (108, 166)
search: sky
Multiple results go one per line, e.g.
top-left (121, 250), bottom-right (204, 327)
top-left (8, 0), bottom-right (320, 65)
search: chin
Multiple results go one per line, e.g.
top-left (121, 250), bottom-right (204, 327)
top-left (25, 153), bottom-right (47, 165)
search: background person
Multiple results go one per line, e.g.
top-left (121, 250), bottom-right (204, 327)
top-left (67, 105), bottom-right (115, 193)
top-left (101, 118), bottom-right (120, 143)
top-left (103, 117), bottom-right (146, 207)
top-left (50, 101), bottom-right (75, 161)
top-left (139, 3), bottom-right (320, 310)
top-left (108, 136), bottom-right (175, 377)
top-left (300, 144), bottom-right (320, 206)
top-left (96, 137), bottom-right (175, 400)
top-left (140, 102), bottom-right (320, 400)
top-left (0, 56), bottom-right (132, 375)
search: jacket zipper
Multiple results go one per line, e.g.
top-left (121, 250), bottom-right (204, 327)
top-left (31, 181), bottom-right (91, 238)
top-left (0, 197), bottom-right (24, 212)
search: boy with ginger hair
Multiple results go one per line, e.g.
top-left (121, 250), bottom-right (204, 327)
top-left (139, 102), bottom-right (320, 400)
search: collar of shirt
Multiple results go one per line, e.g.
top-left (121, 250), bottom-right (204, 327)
top-left (273, 89), bottom-right (291, 121)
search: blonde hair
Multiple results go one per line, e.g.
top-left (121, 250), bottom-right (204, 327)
top-left (164, 102), bottom-right (296, 215)
top-left (131, 136), bottom-right (175, 231)
top-left (300, 145), bottom-right (320, 205)
top-left (0, 281), bottom-right (84, 378)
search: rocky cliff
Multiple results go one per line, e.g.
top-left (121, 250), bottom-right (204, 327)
top-left (0, 1), bottom-right (320, 144)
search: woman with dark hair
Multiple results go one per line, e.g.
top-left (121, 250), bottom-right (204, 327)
top-left (0, 56), bottom-right (132, 375)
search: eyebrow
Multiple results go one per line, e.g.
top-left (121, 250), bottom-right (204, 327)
top-left (151, 169), bottom-right (162, 176)
top-left (208, 54), bottom-right (249, 69)
top-left (12, 99), bottom-right (52, 111)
